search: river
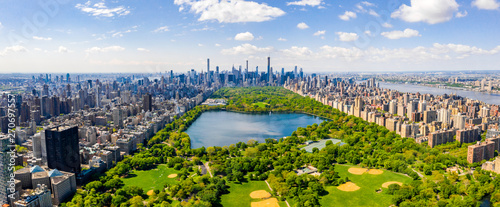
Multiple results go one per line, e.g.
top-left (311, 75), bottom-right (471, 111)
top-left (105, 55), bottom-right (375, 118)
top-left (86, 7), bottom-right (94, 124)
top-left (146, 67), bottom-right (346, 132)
top-left (378, 82), bottom-right (500, 105)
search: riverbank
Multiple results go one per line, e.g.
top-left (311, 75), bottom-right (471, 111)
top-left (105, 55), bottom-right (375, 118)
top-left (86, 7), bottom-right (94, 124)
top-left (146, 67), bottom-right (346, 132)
top-left (378, 81), bottom-right (500, 105)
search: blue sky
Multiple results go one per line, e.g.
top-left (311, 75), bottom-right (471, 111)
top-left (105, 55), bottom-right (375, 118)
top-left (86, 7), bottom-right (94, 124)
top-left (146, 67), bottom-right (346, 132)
top-left (0, 0), bottom-right (499, 73)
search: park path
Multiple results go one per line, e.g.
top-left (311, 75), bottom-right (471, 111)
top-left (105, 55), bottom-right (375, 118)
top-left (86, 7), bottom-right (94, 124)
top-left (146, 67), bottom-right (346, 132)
top-left (204, 162), bottom-right (213, 178)
top-left (411, 168), bottom-right (424, 179)
top-left (265, 180), bottom-right (290, 207)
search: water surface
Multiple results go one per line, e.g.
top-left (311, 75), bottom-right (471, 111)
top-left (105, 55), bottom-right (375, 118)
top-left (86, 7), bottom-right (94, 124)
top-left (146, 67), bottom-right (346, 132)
top-left (186, 111), bottom-right (326, 148)
top-left (378, 82), bottom-right (500, 105)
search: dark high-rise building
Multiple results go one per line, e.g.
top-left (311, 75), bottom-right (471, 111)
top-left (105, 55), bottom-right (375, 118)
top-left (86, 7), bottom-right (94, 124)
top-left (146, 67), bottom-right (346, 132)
top-left (42, 84), bottom-right (49, 96)
top-left (40, 96), bottom-right (49, 117)
top-left (20, 102), bottom-right (30, 123)
top-left (45, 126), bottom-right (81, 173)
top-left (207, 58), bottom-right (210, 72)
top-left (143, 93), bottom-right (152, 112)
top-left (267, 57), bottom-right (271, 83)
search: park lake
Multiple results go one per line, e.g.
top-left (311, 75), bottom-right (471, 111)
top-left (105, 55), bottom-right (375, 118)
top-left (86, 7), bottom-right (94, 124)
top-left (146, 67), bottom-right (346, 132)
top-left (186, 111), bottom-right (326, 148)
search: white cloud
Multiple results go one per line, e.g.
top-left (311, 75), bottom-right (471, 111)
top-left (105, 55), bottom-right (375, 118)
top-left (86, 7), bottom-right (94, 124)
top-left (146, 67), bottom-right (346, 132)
top-left (215, 43), bottom-right (221, 47)
top-left (174, 0), bottom-right (285, 23)
top-left (287, 0), bottom-right (323, 7)
top-left (472, 0), bottom-right (500, 10)
top-left (456, 11), bottom-right (468, 18)
top-left (339, 11), bottom-right (357, 21)
top-left (191, 26), bottom-right (215, 32)
top-left (297, 22), bottom-right (309, 29)
top-left (361, 1), bottom-right (375, 7)
top-left (381, 28), bottom-right (421, 39)
top-left (281, 46), bottom-right (313, 58)
top-left (0, 22), bottom-right (3, 30)
top-left (319, 46), bottom-right (363, 61)
top-left (336, 32), bottom-right (359, 42)
top-left (315, 43), bottom-right (500, 62)
top-left (364, 30), bottom-right (372, 36)
top-left (221, 43), bottom-right (274, 55)
top-left (85, 46), bottom-right (125, 53)
top-left (0, 45), bottom-right (28, 56)
top-left (137, 48), bottom-right (150, 52)
top-left (391, 0), bottom-right (459, 24)
top-left (313, 30), bottom-right (326, 36)
top-left (33, 36), bottom-right (52, 41)
top-left (234, 32), bottom-right (255, 41)
top-left (368, 9), bottom-right (379, 17)
top-left (278, 37), bottom-right (287, 41)
top-left (112, 27), bottom-right (137, 37)
top-left (75, 1), bottom-right (130, 18)
top-left (58, 46), bottom-right (68, 53)
top-left (153, 26), bottom-right (169, 33)
top-left (382, 23), bottom-right (393, 28)
top-left (198, 43), bottom-right (204, 47)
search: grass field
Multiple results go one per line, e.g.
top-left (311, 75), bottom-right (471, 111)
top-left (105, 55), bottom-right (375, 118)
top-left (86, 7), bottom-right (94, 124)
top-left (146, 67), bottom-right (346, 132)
top-left (122, 164), bottom-right (180, 191)
top-left (320, 164), bottom-right (412, 207)
top-left (220, 179), bottom-right (286, 207)
top-left (252, 102), bottom-right (269, 108)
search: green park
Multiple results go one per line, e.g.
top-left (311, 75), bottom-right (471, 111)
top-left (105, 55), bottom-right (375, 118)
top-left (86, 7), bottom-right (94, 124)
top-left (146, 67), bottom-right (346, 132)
top-left (61, 87), bottom-right (500, 207)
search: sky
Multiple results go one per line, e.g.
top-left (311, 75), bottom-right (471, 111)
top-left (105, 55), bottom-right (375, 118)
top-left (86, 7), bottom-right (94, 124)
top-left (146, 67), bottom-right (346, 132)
top-left (0, 0), bottom-right (500, 73)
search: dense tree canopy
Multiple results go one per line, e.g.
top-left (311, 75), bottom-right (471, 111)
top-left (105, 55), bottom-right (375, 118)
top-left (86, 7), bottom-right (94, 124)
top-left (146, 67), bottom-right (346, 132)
top-left (63, 87), bottom-right (499, 207)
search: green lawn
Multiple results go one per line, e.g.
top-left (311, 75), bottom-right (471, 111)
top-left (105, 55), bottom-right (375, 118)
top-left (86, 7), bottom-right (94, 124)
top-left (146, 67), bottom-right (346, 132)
top-left (252, 102), bottom-right (269, 108)
top-left (122, 164), bottom-right (180, 191)
top-left (221, 178), bottom-right (286, 207)
top-left (320, 164), bottom-right (412, 207)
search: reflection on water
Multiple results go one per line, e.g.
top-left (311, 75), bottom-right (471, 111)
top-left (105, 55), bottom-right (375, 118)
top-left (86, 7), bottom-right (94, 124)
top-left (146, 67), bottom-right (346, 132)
top-left (186, 111), bottom-right (326, 148)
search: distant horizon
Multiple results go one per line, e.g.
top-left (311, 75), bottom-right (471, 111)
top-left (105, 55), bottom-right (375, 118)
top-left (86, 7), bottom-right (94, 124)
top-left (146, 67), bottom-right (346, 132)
top-left (1, 0), bottom-right (499, 73)
top-left (1, 69), bottom-right (500, 75)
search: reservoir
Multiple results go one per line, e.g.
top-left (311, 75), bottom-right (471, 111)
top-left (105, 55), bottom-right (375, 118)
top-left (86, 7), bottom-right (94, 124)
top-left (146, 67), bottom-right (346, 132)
top-left (378, 82), bottom-right (500, 105)
top-left (186, 111), bottom-right (326, 148)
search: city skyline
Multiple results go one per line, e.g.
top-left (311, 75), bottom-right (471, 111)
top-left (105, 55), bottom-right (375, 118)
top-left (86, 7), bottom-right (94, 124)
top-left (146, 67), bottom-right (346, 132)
top-left (1, 0), bottom-right (500, 73)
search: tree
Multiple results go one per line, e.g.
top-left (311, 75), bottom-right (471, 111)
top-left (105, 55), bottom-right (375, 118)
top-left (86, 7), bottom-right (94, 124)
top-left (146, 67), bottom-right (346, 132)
top-left (129, 195), bottom-right (143, 207)
top-left (85, 181), bottom-right (103, 191)
top-left (207, 146), bottom-right (216, 155)
top-left (104, 178), bottom-right (123, 190)
top-left (112, 195), bottom-right (127, 206)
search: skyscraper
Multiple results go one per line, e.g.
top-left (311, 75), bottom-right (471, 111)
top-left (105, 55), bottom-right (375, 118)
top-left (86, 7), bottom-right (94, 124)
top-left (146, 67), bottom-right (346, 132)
top-left (267, 57), bottom-right (271, 83)
top-left (113, 108), bottom-right (123, 129)
top-left (143, 93), bottom-right (152, 112)
top-left (0, 135), bottom-right (12, 205)
top-left (45, 126), bottom-right (81, 173)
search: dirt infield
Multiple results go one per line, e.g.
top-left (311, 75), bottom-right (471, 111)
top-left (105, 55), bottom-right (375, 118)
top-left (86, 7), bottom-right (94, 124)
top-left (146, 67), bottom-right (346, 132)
top-left (382, 181), bottom-right (403, 188)
top-left (348, 167), bottom-right (368, 175)
top-left (249, 190), bottom-right (272, 199)
top-left (368, 169), bottom-right (384, 175)
top-left (147, 190), bottom-right (154, 196)
top-left (251, 198), bottom-right (280, 207)
top-left (337, 182), bottom-right (361, 191)
top-left (167, 174), bottom-right (177, 178)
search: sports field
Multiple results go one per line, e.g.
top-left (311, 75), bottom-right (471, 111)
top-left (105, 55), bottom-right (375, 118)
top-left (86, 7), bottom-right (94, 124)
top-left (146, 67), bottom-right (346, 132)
top-left (320, 164), bottom-right (412, 207)
top-left (122, 164), bottom-right (180, 191)
top-left (252, 102), bottom-right (269, 108)
top-left (301, 138), bottom-right (345, 153)
top-left (220, 179), bottom-right (286, 207)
